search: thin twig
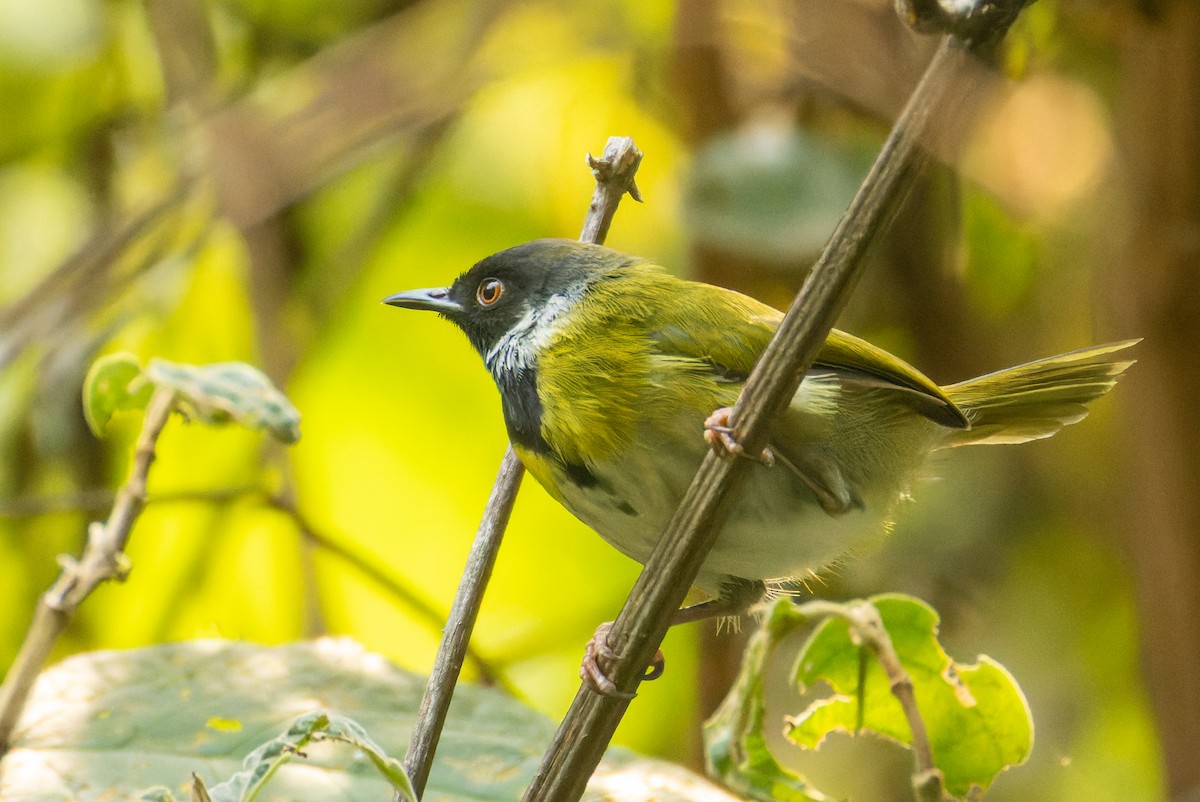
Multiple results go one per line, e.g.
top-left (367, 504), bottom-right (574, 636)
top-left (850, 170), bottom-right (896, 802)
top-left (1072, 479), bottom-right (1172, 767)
top-left (581, 142), bottom-right (643, 243)
top-left (0, 180), bottom-right (196, 372)
top-left (400, 136), bottom-right (644, 800)
top-left (522, 6), bottom-right (1029, 797)
top-left (0, 485), bottom-right (262, 518)
top-left (0, 484), bottom-right (506, 685)
top-left (265, 494), bottom-right (511, 690)
top-left (0, 387), bottom-right (176, 756)
top-left (798, 600), bottom-right (944, 801)
top-left (401, 448), bottom-right (524, 798)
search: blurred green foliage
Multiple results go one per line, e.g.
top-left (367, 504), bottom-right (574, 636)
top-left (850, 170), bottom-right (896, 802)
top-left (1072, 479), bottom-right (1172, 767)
top-left (0, 0), bottom-right (1173, 799)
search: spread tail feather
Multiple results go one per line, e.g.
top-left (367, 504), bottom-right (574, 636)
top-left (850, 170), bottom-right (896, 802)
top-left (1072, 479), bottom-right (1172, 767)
top-left (939, 340), bottom-right (1139, 448)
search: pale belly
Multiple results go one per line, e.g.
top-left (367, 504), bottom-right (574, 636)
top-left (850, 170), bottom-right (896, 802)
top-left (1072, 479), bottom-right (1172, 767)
top-left (523, 428), bottom-right (904, 596)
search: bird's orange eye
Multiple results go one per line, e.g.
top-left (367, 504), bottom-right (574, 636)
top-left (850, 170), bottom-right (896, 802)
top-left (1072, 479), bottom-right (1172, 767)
top-left (477, 278), bottom-right (504, 307)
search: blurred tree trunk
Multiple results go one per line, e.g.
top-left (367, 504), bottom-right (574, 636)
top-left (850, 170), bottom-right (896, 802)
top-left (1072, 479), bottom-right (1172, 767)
top-left (1111, 3), bottom-right (1200, 798)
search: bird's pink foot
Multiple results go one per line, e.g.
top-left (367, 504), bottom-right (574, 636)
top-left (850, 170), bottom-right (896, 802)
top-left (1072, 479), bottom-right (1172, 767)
top-left (703, 407), bottom-right (775, 466)
top-left (580, 621), bottom-right (665, 698)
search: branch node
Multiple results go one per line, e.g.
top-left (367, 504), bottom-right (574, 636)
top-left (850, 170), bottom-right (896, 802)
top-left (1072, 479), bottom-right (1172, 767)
top-left (912, 767), bottom-right (946, 802)
top-left (586, 136), bottom-right (644, 204)
top-left (44, 557), bottom-right (80, 612)
top-left (895, 0), bottom-right (1029, 46)
top-left (626, 179), bottom-right (644, 204)
top-left (112, 551), bottom-right (134, 583)
top-left (86, 519), bottom-right (108, 548)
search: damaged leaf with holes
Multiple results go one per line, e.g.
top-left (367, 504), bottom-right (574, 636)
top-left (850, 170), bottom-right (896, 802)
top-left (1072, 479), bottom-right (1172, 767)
top-left (786, 594), bottom-right (1033, 798)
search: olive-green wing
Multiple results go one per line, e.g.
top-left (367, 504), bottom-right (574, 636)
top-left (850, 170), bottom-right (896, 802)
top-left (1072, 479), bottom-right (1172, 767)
top-left (641, 271), bottom-right (968, 428)
top-left (640, 275), bottom-right (777, 378)
top-left (816, 329), bottom-right (969, 428)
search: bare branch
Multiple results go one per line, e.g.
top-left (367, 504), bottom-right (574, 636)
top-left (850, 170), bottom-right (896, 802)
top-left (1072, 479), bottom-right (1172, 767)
top-left (400, 136), bottom-right (644, 800)
top-left (580, 138), bottom-right (644, 244)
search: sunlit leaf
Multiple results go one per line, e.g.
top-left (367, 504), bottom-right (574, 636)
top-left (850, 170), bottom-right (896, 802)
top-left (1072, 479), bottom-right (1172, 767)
top-left (2, 639), bottom-right (742, 802)
top-left (82, 352), bottom-right (152, 436)
top-left (786, 594), bottom-right (1033, 798)
top-left (705, 596), bottom-right (1033, 801)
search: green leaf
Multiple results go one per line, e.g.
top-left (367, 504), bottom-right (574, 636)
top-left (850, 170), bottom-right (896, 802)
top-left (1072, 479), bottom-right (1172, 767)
top-left (704, 600), bottom-right (830, 802)
top-left (2, 639), bottom-right (742, 802)
top-left (198, 711), bottom-right (413, 802)
top-left (786, 594), bottom-right (1033, 798)
top-left (144, 359), bottom-right (301, 443)
top-left (317, 714), bottom-right (416, 801)
top-left (704, 596), bottom-right (1033, 801)
top-left (82, 352), bottom-right (152, 436)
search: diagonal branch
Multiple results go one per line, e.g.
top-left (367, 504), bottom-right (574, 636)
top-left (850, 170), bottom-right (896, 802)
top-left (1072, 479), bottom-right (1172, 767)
top-left (399, 136), bottom-right (643, 800)
top-left (522, 7), bottom-right (1030, 800)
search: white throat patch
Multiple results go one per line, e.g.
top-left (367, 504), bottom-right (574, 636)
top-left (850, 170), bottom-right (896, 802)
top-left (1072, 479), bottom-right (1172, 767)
top-left (484, 290), bottom-right (578, 377)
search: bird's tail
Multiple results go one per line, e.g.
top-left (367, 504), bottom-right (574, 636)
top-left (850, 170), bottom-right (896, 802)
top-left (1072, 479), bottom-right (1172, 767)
top-left (938, 340), bottom-right (1139, 448)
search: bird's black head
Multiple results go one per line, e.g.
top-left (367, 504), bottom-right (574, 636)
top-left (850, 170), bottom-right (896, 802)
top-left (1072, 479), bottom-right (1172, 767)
top-left (384, 239), bottom-right (637, 361)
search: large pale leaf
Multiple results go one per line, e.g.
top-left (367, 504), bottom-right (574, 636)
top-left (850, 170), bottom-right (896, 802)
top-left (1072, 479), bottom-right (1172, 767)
top-left (1, 639), bottom-right (744, 802)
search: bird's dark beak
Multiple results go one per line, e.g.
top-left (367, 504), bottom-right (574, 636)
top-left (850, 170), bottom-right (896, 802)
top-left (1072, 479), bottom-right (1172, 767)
top-left (382, 287), bottom-right (463, 315)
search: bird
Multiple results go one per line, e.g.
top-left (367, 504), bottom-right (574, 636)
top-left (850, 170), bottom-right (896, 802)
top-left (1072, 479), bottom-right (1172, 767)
top-left (384, 238), bottom-right (1135, 692)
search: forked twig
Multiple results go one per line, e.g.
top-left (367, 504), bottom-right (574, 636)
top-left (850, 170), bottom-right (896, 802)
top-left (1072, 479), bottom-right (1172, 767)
top-left (399, 136), bottom-right (644, 799)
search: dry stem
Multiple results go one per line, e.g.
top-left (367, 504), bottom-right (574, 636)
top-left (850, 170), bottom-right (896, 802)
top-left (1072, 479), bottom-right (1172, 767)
top-left (0, 386), bottom-right (176, 755)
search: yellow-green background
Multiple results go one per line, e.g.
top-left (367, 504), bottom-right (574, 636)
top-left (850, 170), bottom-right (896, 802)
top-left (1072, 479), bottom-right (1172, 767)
top-left (1, 0), bottom-right (1194, 799)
